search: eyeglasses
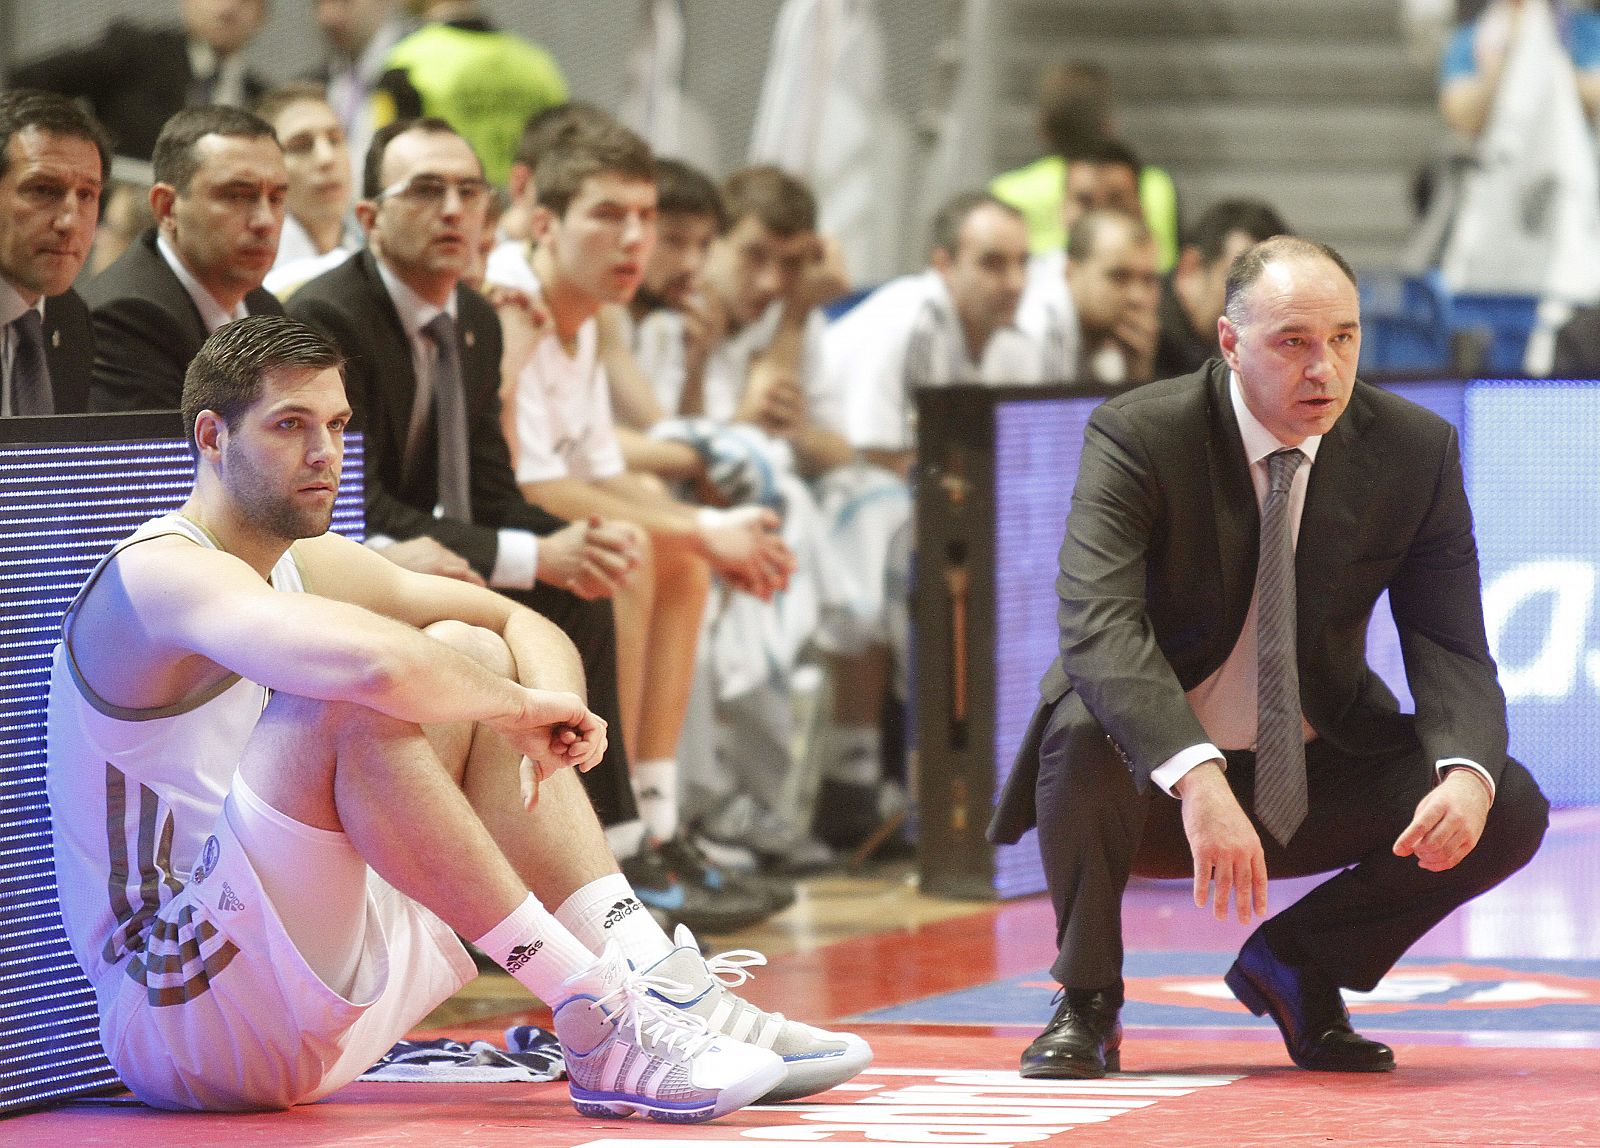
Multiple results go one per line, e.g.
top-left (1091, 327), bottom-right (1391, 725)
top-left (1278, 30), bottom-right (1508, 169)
top-left (376, 173), bottom-right (492, 209)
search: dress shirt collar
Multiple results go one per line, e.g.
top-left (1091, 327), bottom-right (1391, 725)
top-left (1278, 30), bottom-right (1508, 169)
top-left (374, 255), bottom-right (458, 341)
top-left (156, 234), bottom-right (247, 333)
top-left (0, 278), bottom-right (42, 327)
top-left (1229, 369), bottom-right (1323, 469)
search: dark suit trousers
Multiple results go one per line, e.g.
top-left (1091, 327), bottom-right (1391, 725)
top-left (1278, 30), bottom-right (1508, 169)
top-left (1033, 692), bottom-right (1549, 994)
top-left (506, 584), bottom-right (637, 829)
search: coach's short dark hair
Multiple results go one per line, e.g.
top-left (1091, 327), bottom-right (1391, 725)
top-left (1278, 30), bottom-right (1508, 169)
top-left (153, 106), bottom-right (278, 193)
top-left (532, 119), bottom-right (654, 218)
top-left (183, 315), bottom-right (345, 448)
top-left (362, 116), bottom-right (479, 200)
top-left (0, 89), bottom-right (112, 183)
top-left (1223, 236), bottom-right (1358, 327)
top-left (929, 191), bottom-right (1022, 259)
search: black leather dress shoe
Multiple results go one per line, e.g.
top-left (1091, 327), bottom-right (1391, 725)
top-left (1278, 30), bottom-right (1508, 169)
top-left (1224, 931), bottom-right (1395, 1072)
top-left (1019, 989), bottom-right (1122, 1079)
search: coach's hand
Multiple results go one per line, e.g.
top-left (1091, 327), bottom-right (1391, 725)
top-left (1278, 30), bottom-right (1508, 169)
top-left (1394, 768), bottom-right (1492, 872)
top-left (1177, 760), bottom-right (1269, 923)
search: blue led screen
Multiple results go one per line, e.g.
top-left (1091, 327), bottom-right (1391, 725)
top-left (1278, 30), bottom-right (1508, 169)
top-left (0, 432), bottom-right (363, 1115)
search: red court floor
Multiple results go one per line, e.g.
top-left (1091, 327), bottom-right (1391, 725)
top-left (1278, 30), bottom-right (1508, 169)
top-left (7, 807), bottom-right (1597, 1147)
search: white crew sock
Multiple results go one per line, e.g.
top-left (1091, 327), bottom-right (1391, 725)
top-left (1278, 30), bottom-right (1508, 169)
top-left (556, 873), bottom-right (675, 970)
top-left (633, 758), bottom-right (679, 843)
top-left (824, 724), bottom-right (881, 785)
top-left (603, 816), bottom-right (648, 862)
top-left (473, 893), bottom-right (598, 1003)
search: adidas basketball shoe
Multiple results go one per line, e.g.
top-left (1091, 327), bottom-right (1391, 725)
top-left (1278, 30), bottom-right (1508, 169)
top-left (643, 925), bottom-right (873, 1102)
top-left (552, 942), bottom-right (784, 1122)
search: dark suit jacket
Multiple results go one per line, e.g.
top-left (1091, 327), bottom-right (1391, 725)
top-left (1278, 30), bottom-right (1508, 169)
top-left (288, 250), bottom-right (564, 578)
top-left (82, 228), bottom-right (283, 413)
top-left (12, 23), bottom-right (267, 161)
top-left (990, 359), bottom-right (1509, 844)
top-left (38, 289), bottom-right (95, 414)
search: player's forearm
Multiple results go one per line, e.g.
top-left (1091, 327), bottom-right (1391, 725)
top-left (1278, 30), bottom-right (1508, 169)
top-left (790, 423), bottom-right (856, 476)
top-left (521, 474), bottom-right (698, 542)
top-left (616, 425), bottom-right (706, 481)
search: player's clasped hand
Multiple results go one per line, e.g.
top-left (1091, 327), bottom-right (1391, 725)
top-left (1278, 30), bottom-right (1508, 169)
top-left (508, 690), bottom-right (608, 810)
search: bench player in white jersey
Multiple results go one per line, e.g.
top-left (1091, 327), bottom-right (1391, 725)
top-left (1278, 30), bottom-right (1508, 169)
top-left (45, 315), bottom-right (865, 1117)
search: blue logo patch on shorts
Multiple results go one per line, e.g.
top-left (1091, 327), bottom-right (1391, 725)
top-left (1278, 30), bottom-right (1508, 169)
top-left (192, 835), bottom-right (221, 884)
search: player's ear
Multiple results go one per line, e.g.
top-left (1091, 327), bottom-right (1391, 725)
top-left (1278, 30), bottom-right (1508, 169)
top-left (194, 410), bottom-right (226, 461)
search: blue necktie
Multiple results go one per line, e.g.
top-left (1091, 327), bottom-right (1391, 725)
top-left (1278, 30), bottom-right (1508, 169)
top-left (9, 310), bottom-right (53, 416)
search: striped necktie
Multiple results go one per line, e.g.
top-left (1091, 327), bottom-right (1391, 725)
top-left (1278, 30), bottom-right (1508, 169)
top-left (1254, 447), bottom-right (1307, 847)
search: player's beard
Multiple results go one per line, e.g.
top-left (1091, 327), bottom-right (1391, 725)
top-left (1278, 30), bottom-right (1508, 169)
top-left (224, 441), bottom-right (337, 541)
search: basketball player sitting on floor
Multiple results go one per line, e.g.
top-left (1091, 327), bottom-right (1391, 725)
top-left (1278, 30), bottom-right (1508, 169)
top-left (45, 315), bottom-right (869, 1119)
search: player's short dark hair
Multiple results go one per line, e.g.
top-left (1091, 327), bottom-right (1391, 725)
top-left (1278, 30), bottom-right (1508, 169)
top-left (1223, 235), bottom-right (1358, 327)
top-left (533, 119), bottom-right (655, 218)
top-left (153, 105), bottom-right (278, 194)
top-left (1061, 133), bottom-right (1142, 175)
top-left (514, 100), bottom-right (616, 174)
top-left (928, 191), bottom-right (1022, 259)
top-left (0, 88), bottom-right (112, 183)
top-left (655, 157), bottom-right (726, 232)
top-left (183, 315), bottom-right (345, 448)
top-left (253, 82), bottom-right (332, 126)
top-left (1066, 207), bottom-right (1150, 265)
top-left (721, 165), bottom-right (816, 237)
top-left (1186, 199), bottom-right (1291, 268)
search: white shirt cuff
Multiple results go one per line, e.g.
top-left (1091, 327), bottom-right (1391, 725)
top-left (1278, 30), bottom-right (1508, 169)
top-left (1151, 742), bottom-right (1227, 797)
top-left (1436, 757), bottom-right (1495, 801)
top-left (489, 528), bottom-right (538, 590)
top-left (364, 533), bottom-right (397, 551)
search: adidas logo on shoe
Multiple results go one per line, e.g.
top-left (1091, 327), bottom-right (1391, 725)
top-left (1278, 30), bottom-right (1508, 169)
top-left (216, 881), bottom-right (245, 912)
top-left (603, 897), bottom-right (644, 928)
top-left (505, 939), bottom-right (545, 973)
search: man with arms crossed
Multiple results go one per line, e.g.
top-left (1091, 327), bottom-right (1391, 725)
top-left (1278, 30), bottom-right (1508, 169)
top-left (47, 315), bottom-right (861, 1119)
top-left (992, 237), bottom-right (1549, 1079)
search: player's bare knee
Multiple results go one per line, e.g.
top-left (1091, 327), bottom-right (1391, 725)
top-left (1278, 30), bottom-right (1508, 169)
top-left (424, 619), bottom-right (515, 678)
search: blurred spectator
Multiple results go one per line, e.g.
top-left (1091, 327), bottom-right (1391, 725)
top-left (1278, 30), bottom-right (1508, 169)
top-left (0, 91), bottom-right (110, 416)
top-left (1021, 134), bottom-right (1146, 319)
top-left (826, 191), bottom-right (1039, 468)
top-left (87, 179), bottom-right (155, 279)
top-left (1017, 208), bottom-right (1161, 387)
top-left (12, 0), bottom-right (269, 162)
top-left (989, 59), bottom-right (1179, 270)
top-left (484, 123), bottom-right (794, 904)
top-left (1551, 303), bottom-right (1600, 374)
top-left (84, 106), bottom-right (287, 413)
top-left (501, 101), bottom-right (617, 244)
top-left (805, 192), bottom-right (1040, 852)
top-left (375, 0), bottom-right (568, 187)
top-left (1439, 0), bottom-right (1600, 138)
top-left (1155, 198), bottom-right (1289, 378)
top-left (309, 0), bottom-right (411, 180)
top-left (257, 84), bottom-right (360, 297)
